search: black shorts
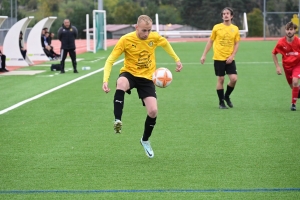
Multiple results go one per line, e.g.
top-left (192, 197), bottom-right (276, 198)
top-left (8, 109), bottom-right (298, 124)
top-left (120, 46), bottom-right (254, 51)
top-left (214, 60), bottom-right (237, 76)
top-left (119, 72), bottom-right (157, 100)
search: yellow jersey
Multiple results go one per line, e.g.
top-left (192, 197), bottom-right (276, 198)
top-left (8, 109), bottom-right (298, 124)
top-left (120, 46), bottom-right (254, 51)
top-left (103, 31), bottom-right (180, 82)
top-left (210, 23), bottom-right (240, 60)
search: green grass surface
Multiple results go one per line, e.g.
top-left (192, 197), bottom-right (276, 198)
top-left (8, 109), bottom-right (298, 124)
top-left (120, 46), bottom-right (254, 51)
top-left (1, 41), bottom-right (300, 199)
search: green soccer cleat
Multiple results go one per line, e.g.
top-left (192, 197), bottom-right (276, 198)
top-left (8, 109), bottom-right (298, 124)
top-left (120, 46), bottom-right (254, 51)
top-left (114, 119), bottom-right (122, 133)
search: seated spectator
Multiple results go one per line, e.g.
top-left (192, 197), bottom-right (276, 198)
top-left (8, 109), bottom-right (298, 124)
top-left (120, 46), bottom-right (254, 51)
top-left (0, 50), bottom-right (8, 72)
top-left (41, 31), bottom-right (60, 60)
top-left (41, 31), bottom-right (55, 60)
top-left (19, 31), bottom-right (27, 59)
top-left (47, 32), bottom-right (60, 58)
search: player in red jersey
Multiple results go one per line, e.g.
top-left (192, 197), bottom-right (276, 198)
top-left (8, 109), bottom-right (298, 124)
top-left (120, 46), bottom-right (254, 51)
top-left (272, 22), bottom-right (300, 111)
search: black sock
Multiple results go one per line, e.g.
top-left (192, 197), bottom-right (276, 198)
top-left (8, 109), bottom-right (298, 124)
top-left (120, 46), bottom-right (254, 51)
top-left (225, 85), bottom-right (234, 98)
top-left (113, 90), bottom-right (125, 120)
top-left (217, 89), bottom-right (224, 104)
top-left (142, 115), bottom-right (157, 141)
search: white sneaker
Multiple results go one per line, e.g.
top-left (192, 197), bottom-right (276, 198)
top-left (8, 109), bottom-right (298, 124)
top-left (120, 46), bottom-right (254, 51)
top-left (114, 119), bottom-right (122, 133)
top-left (140, 138), bottom-right (154, 158)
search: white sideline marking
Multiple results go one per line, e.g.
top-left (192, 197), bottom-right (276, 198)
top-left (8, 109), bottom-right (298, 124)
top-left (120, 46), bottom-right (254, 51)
top-left (90, 57), bottom-right (106, 63)
top-left (0, 59), bottom-right (124, 115)
top-left (65, 58), bottom-right (84, 62)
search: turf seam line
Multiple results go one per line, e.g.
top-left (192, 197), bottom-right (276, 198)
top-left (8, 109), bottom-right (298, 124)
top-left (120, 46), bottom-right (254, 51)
top-left (0, 59), bottom-right (124, 115)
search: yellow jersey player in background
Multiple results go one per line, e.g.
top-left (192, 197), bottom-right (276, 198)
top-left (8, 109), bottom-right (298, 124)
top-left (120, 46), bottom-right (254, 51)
top-left (102, 15), bottom-right (183, 158)
top-left (200, 7), bottom-right (240, 109)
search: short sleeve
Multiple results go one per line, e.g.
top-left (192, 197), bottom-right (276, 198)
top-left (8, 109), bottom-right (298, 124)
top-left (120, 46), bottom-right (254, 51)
top-left (210, 25), bottom-right (217, 41)
top-left (272, 43), bottom-right (280, 54)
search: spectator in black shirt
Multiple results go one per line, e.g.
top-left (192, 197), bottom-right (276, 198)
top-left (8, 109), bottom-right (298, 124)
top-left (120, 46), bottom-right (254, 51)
top-left (57, 19), bottom-right (78, 73)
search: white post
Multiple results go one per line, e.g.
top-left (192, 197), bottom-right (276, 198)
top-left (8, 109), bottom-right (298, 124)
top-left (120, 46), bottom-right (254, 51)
top-left (86, 14), bottom-right (90, 52)
top-left (98, 0), bottom-right (103, 10)
top-left (93, 11), bottom-right (96, 53)
top-left (263, 0), bottom-right (266, 40)
top-left (155, 13), bottom-right (159, 34)
top-left (103, 11), bottom-right (107, 51)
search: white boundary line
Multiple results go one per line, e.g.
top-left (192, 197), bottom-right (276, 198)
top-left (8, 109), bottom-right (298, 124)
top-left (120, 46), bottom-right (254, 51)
top-left (0, 59), bottom-right (124, 115)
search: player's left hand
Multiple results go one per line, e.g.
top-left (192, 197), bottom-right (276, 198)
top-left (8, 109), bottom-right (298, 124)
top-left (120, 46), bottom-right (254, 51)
top-left (175, 61), bottom-right (183, 72)
top-left (226, 56), bottom-right (234, 64)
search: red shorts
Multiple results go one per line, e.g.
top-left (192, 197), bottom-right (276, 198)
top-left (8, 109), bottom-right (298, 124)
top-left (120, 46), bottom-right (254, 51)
top-left (284, 65), bottom-right (300, 85)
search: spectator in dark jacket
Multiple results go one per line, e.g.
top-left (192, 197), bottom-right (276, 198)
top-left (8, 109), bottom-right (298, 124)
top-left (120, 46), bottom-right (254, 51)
top-left (19, 31), bottom-right (27, 59)
top-left (0, 50), bottom-right (8, 72)
top-left (41, 31), bottom-right (55, 60)
top-left (47, 32), bottom-right (60, 58)
top-left (57, 19), bottom-right (78, 73)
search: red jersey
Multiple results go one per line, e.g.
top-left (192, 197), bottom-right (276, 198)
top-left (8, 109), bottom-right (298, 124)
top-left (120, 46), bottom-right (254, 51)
top-left (272, 36), bottom-right (300, 69)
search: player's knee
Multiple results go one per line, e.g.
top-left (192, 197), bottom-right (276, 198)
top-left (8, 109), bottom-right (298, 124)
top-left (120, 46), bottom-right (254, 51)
top-left (292, 79), bottom-right (299, 87)
top-left (217, 76), bottom-right (225, 84)
top-left (231, 76), bottom-right (238, 84)
top-left (116, 77), bottom-right (130, 90)
top-left (148, 108), bottom-right (157, 118)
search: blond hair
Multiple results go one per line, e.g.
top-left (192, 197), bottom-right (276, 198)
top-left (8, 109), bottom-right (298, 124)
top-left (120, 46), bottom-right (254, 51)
top-left (137, 15), bottom-right (152, 25)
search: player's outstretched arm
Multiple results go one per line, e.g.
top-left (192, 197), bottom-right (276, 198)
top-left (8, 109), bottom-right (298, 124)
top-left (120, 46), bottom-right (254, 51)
top-left (175, 61), bottom-right (183, 72)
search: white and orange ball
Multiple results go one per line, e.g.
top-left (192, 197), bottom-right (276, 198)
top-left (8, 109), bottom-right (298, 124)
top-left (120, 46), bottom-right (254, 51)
top-left (152, 67), bottom-right (173, 88)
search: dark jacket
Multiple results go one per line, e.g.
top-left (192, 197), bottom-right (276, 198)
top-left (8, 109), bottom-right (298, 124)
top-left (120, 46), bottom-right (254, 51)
top-left (47, 36), bottom-right (52, 46)
top-left (57, 23), bottom-right (78, 50)
top-left (19, 38), bottom-right (23, 49)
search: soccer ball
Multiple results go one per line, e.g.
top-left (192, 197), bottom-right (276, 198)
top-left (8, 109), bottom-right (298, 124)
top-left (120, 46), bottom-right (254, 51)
top-left (152, 67), bottom-right (173, 88)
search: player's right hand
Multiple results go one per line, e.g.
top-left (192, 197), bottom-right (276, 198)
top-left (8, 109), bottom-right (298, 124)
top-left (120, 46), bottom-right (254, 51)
top-left (200, 56), bottom-right (205, 64)
top-left (102, 82), bottom-right (110, 93)
top-left (276, 66), bottom-right (282, 75)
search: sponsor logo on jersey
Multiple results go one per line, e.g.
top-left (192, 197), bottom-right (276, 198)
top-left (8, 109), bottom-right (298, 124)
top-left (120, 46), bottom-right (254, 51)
top-left (286, 52), bottom-right (299, 56)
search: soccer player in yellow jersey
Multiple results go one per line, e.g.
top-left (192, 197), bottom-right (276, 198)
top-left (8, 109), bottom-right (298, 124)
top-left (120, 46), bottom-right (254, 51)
top-left (102, 15), bottom-right (183, 158)
top-left (200, 7), bottom-right (240, 109)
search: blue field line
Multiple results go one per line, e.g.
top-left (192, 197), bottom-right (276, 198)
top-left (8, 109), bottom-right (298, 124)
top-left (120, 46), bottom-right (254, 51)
top-left (0, 188), bottom-right (300, 194)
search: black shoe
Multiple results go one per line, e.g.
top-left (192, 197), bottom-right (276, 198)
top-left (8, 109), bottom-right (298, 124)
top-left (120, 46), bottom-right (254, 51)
top-left (219, 102), bottom-right (228, 109)
top-left (291, 104), bottom-right (296, 111)
top-left (224, 96), bottom-right (233, 108)
top-left (60, 70), bottom-right (65, 74)
top-left (3, 69), bottom-right (9, 72)
top-left (0, 68), bottom-right (5, 72)
top-left (74, 69), bottom-right (78, 73)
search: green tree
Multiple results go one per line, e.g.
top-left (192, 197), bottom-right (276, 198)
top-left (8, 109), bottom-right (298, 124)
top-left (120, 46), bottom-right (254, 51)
top-left (54, 0), bottom-right (94, 39)
top-left (157, 4), bottom-right (182, 24)
top-left (181, 0), bottom-right (259, 30)
top-left (103, 0), bottom-right (118, 24)
top-left (113, 0), bottom-right (142, 24)
top-left (27, 0), bottom-right (38, 10)
top-left (0, 0), bottom-right (13, 16)
top-left (142, 1), bottom-right (159, 23)
top-left (247, 8), bottom-right (263, 36)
